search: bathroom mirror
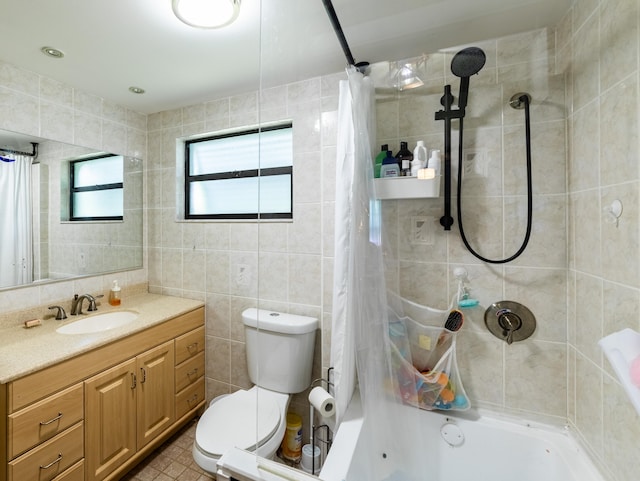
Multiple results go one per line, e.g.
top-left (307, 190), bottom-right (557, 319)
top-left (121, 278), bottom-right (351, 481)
top-left (0, 128), bottom-right (143, 290)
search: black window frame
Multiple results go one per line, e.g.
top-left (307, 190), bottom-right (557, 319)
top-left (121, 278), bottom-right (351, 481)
top-left (184, 123), bottom-right (293, 220)
top-left (69, 154), bottom-right (124, 221)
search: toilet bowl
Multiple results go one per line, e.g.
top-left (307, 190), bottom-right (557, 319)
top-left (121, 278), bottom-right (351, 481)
top-left (192, 386), bottom-right (290, 474)
top-left (192, 308), bottom-right (318, 475)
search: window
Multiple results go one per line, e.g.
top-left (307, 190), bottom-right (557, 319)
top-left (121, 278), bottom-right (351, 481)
top-left (70, 155), bottom-right (124, 221)
top-left (184, 123), bottom-right (293, 220)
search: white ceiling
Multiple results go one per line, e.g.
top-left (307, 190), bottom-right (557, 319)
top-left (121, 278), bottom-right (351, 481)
top-left (0, 0), bottom-right (570, 116)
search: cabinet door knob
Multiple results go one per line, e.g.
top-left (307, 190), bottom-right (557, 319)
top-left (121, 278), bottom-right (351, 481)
top-left (131, 372), bottom-right (137, 389)
top-left (140, 367), bottom-right (147, 384)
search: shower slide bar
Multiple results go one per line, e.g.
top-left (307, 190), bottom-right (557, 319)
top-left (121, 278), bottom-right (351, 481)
top-left (321, 0), bottom-right (369, 73)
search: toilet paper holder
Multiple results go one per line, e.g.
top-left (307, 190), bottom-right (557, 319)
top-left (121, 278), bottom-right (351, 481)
top-left (308, 367), bottom-right (334, 474)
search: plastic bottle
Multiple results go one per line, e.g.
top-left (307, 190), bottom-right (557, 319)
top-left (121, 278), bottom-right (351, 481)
top-left (109, 280), bottom-right (121, 306)
top-left (281, 412), bottom-right (303, 462)
top-left (374, 144), bottom-right (388, 178)
top-left (396, 141), bottom-right (413, 176)
top-left (380, 150), bottom-right (400, 177)
top-left (411, 140), bottom-right (428, 176)
top-left (428, 149), bottom-right (442, 176)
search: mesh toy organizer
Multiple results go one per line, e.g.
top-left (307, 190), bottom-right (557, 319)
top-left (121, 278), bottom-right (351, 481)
top-left (388, 296), bottom-right (470, 411)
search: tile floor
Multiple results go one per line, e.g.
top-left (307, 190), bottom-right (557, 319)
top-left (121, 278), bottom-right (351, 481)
top-left (120, 417), bottom-right (313, 481)
top-left (121, 419), bottom-right (214, 481)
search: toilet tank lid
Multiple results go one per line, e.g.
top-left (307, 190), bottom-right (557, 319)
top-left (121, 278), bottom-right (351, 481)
top-left (242, 308), bottom-right (318, 334)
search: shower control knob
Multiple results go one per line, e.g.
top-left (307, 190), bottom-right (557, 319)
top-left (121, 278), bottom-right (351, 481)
top-left (484, 301), bottom-right (536, 345)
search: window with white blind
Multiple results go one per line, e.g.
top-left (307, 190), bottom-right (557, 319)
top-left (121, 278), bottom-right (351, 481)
top-left (184, 123), bottom-right (293, 220)
top-left (70, 155), bottom-right (124, 221)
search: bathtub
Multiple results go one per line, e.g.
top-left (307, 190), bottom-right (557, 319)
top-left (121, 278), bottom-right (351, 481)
top-left (320, 392), bottom-right (605, 481)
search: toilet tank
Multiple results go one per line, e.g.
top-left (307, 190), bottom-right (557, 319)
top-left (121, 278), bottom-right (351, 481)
top-left (243, 308), bottom-right (318, 394)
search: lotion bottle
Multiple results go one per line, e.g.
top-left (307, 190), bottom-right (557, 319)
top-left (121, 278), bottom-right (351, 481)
top-left (428, 149), bottom-right (442, 176)
top-left (109, 280), bottom-right (121, 306)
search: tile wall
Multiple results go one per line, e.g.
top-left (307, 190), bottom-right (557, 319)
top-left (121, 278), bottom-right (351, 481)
top-left (559, 1), bottom-right (640, 480)
top-left (374, 28), bottom-right (570, 423)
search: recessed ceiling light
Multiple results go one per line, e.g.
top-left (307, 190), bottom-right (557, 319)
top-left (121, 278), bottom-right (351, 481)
top-left (129, 86), bottom-right (145, 94)
top-left (41, 46), bottom-right (64, 58)
top-left (172, 0), bottom-right (241, 29)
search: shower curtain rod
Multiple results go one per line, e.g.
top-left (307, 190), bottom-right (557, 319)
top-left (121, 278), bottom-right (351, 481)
top-left (0, 142), bottom-right (39, 159)
top-left (321, 0), bottom-right (369, 73)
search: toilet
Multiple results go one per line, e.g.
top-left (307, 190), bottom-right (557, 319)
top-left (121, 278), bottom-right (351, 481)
top-left (192, 308), bottom-right (318, 474)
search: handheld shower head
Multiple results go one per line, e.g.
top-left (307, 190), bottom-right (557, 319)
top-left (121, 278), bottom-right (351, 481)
top-left (451, 47), bottom-right (486, 112)
top-left (451, 47), bottom-right (486, 78)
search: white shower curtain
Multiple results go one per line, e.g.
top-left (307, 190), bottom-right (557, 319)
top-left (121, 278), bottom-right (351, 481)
top-left (331, 67), bottom-right (430, 481)
top-left (0, 154), bottom-right (34, 288)
top-left (330, 66), bottom-right (376, 426)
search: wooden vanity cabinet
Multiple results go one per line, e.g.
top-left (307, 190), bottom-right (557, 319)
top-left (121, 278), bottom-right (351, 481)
top-left (1, 306), bottom-right (205, 481)
top-left (85, 341), bottom-right (175, 481)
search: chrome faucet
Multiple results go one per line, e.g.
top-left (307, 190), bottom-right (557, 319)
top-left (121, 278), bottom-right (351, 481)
top-left (71, 293), bottom-right (104, 315)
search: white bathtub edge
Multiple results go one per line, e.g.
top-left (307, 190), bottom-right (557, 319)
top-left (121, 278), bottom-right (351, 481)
top-left (319, 391), bottom-right (363, 481)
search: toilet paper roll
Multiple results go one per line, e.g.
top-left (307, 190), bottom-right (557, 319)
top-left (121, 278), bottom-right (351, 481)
top-left (308, 386), bottom-right (336, 417)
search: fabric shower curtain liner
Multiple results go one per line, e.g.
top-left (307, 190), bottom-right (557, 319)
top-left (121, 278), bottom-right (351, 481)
top-left (0, 154), bottom-right (33, 288)
top-left (331, 67), bottom-right (427, 481)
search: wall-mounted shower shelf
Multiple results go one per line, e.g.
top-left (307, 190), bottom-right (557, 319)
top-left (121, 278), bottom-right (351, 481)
top-left (599, 328), bottom-right (640, 417)
top-left (374, 176), bottom-right (441, 200)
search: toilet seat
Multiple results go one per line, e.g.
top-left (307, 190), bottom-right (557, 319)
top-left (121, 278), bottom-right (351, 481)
top-left (195, 387), bottom-right (283, 458)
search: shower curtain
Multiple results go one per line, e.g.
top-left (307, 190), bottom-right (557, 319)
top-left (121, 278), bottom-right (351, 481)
top-left (0, 154), bottom-right (33, 288)
top-left (331, 68), bottom-right (432, 481)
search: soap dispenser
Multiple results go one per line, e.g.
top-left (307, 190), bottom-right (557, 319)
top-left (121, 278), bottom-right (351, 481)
top-left (109, 280), bottom-right (121, 306)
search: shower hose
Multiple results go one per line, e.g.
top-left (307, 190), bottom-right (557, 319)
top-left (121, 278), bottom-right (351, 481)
top-left (457, 94), bottom-right (532, 264)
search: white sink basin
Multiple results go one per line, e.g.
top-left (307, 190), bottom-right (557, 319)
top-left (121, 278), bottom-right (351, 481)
top-left (56, 311), bottom-right (139, 335)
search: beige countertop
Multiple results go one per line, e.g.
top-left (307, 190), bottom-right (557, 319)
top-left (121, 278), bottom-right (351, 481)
top-left (0, 293), bottom-right (204, 384)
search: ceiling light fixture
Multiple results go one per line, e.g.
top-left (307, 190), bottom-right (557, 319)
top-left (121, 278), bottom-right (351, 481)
top-left (172, 0), bottom-right (241, 29)
top-left (41, 46), bottom-right (64, 58)
top-left (129, 86), bottom-right (145, 94)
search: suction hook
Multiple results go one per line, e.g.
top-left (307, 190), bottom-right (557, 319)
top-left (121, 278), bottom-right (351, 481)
top-left (603, 199), bottom-right (623, 227)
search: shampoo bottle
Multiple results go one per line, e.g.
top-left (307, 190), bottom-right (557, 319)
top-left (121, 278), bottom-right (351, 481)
top-left (396, 141), bottom-right (413, 176)
top-left (374, 144), bottom-right (388, 178)
top-left (411, 140), bottom-right (428, 176)
top-left (380, 150), bottom-right (400, 177)
top-left (109, 280), bottom-right (121, 306)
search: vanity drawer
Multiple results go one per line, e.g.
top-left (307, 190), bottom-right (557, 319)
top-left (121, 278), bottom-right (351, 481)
top-left (175, 377), bottom-right (205, 419)
top-left (51, 460), bottom-right (84, 481)
top-left (175, 351), bottom-right (205, 393)
top-left (8, 421), bottom-right (84, 481)
top-left (8, 383), bottom-right (84, 459)
top-left (175, 326), bottom-right (205, 365)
